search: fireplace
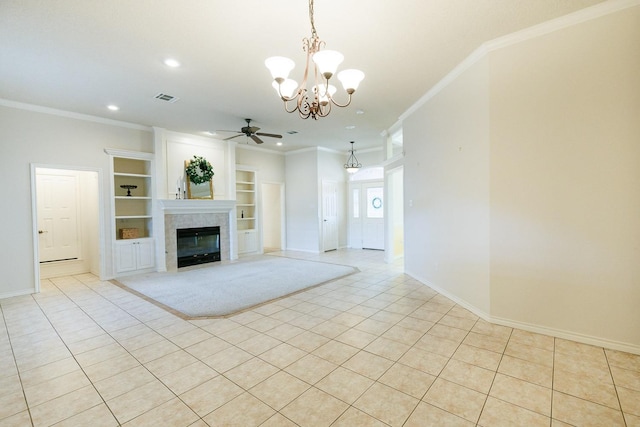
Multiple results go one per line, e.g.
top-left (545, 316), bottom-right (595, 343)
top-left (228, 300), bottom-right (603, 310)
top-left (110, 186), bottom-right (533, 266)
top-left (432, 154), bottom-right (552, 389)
top-left (176, 226), bottom-right (221, 268)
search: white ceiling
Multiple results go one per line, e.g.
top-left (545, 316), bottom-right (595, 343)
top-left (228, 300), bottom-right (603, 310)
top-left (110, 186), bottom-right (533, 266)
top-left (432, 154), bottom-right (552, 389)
top-left (0, 0), bottom-right (605, 152)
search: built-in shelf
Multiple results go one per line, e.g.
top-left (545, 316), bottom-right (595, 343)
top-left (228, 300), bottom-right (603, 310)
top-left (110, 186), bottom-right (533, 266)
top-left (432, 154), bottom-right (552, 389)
top-left (115, 196), bottom-right (151, 200)
top-left (236, 168), bottom-right (258, 253)
top-left (105, 148), bottom-right (156, 276)
top-left (114, 172), bottom-right (152, 177)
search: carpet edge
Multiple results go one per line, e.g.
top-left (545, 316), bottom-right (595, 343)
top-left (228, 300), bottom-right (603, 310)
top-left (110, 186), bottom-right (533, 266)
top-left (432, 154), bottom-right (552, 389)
top-left (111, 264), bottom-right (360, 320)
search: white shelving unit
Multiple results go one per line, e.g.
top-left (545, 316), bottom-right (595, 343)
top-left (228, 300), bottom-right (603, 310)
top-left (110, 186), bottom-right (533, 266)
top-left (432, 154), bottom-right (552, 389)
top-left (236, 168), bottom-right (258, 254)
top-left (106, 149), bottom-right (156, 275)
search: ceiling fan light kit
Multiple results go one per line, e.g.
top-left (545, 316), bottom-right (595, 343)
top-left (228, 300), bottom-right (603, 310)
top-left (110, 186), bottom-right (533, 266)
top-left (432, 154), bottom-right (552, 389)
top-left (265, 0), bottom-right (365, 120)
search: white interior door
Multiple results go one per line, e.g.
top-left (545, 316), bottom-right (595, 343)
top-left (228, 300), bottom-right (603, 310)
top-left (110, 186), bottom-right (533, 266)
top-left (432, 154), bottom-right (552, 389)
top-left (36, 171), bottom-right (80, 262)
top-left (322, 180), bottom-right (338, 252)
top-left (362, 182), bottom-right (384, 250)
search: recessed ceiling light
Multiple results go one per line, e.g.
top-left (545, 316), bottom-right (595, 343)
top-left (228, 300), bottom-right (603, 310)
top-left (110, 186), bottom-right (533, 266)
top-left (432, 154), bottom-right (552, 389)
top-left (356, 109), bottom-right (365, 115)
top-left (164, 58), bottom-right (181, 68)
top-left (346, 125), bottom-right (356, 130)
top-left (276, 141), bottom-right (283, 146)
top-left (107, 104), bottom-right (119, 111)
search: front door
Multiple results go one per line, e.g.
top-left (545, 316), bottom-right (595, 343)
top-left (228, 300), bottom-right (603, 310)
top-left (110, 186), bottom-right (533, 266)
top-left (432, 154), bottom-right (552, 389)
top-left (36, 170), bottom-right (80, 262)
top-left (322, 180), bottom-right (338, 252)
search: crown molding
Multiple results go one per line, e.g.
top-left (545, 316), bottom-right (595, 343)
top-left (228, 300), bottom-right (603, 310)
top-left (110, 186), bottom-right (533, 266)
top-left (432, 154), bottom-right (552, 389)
top-left (0, 98), bottom-right (152, 131)
top-left (235, 143), bottom-right (285, 155)
top-left (399, 0), bottom-right (639, 122)
top-left (283, 146), bottom-right (319, 156)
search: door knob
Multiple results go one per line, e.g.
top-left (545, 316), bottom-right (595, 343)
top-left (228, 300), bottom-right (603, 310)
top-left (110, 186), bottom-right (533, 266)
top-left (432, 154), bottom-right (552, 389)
top-left (38, 230), bottom-right (47, 234)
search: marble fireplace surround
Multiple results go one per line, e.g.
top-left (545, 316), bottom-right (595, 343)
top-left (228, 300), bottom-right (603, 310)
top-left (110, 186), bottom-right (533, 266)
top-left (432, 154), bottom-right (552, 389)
top-left (159, 200), bottom-right (235, 271)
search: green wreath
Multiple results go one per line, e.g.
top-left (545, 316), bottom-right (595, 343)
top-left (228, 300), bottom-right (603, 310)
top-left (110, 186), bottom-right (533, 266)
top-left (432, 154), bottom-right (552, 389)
top-left (185, 155), bottom-right (214, 185)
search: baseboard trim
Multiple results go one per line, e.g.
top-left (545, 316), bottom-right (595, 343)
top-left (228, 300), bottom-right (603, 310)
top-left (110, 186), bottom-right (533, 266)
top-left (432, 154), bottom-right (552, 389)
top-left (0, 288), bottom-right (35, 300)
top-left (489, 316), bottom-right (640, 356)
top-left (283, 247), bottom-right (321, 254)
top-left (406, 270), bottom-right (491, 322)
top-left (405, 270), bottom-right (640, 356)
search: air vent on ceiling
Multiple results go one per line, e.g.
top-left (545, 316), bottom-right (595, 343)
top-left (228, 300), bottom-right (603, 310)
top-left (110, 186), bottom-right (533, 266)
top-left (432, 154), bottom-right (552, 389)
top-left (154, 93), bottom-right (180, 103)
top-left (286, 130), bottom-right (298, 135)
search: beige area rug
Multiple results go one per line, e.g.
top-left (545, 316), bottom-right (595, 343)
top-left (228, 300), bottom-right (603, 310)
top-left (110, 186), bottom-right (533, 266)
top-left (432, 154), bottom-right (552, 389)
top-left (113, 255), bottom-right (358, 318)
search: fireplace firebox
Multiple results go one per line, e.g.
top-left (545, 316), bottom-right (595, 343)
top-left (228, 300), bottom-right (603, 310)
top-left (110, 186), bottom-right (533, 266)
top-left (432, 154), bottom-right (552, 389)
top-left (176, 226), bottom-right (221, 268)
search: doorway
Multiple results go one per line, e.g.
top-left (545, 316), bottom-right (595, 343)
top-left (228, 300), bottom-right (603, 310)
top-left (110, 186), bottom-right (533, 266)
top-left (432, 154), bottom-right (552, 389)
top-left (261, 182), bottom-right (285, 252)
top-left (349, 179), bottom-right (385, 250)
top-left (32, 166), bottom-right (102, 287)
top-left (386, 166), bottom-right (404, 262)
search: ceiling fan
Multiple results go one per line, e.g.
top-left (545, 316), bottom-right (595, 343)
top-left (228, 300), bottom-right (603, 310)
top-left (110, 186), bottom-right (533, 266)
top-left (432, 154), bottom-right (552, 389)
top-left (220, 118), bottom-right (283, 144)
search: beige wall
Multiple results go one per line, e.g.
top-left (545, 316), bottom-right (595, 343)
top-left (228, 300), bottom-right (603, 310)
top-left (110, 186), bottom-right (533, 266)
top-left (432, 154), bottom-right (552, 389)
top-left (235, 145), bottom-right (285, 183)
top-left (404, 57), bottom-right (492, 316)
top-left (489, 6), bottom-right (640, 347)
top-left (0, 106), bottom-right (152, 296)
top-left (404, 5), bottom-right (640, 351)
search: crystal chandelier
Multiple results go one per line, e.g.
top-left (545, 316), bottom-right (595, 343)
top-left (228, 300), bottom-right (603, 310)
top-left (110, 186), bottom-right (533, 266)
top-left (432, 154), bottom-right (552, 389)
top-left (265, 0), bottom-right (365, 120)
top-left (344, 141), bottom-right (362, 173)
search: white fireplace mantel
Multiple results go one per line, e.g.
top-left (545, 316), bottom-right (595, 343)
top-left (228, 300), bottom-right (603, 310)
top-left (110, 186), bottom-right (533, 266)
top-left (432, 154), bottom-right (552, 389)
top-left (155, 199), bottom-right (238, 271)
top-left (159, 199), bottom-right (235, 214)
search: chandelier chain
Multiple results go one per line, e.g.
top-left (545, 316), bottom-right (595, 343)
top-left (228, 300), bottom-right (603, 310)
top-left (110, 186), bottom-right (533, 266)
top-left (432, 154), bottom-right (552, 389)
top-left (309, 0), bottom-right (317, 39)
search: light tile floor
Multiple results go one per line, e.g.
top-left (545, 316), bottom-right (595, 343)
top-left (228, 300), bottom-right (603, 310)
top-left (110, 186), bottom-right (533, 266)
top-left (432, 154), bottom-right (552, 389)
top-left (1, 249), bottom-right (639, 426)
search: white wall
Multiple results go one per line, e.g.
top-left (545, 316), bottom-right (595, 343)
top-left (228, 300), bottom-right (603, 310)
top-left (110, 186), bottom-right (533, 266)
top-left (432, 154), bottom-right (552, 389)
top-left (352, 148), bottom-right (384, 169)
top-left (156, 130), bottom-right (231, 200)
top-left (404, 57), bottom-right (492, 316)
top-left (0, 104), bottom-right (152, 297)
top-left (403, 5), bottom-right (640, 352)
top-left (261, 183), bottom-right (282, 249)
top-left (236, 145), bottom-right (285, 183)
top-left (285, 149), bottom-right (319, 252)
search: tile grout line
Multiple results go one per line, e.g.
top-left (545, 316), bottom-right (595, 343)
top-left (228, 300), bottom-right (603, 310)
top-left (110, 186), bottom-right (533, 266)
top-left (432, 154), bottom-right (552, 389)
top-left (603, 348), bottom-right (628, 427)
top-left (32, 276), bottom-right (126, 425)
top-left (0, 298), bottom-right (35, 426)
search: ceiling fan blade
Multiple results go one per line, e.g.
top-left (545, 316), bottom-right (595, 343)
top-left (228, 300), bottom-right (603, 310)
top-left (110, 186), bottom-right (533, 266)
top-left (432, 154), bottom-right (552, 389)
top-left (255, 132), bottom-right (282, 139)
top-left (250, 135), bottom-right (264, 144)
top-left (223, 134), bottom-right (243, 141)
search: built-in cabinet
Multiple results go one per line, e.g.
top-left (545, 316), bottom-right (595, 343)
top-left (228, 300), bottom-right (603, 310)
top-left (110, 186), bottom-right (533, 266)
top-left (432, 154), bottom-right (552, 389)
top-left (114, 239), bottom-right (155, 273)
top-left (105, 149), bottom-right (155, 275)
top-left (236, 168), bottom-right (258, 254)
